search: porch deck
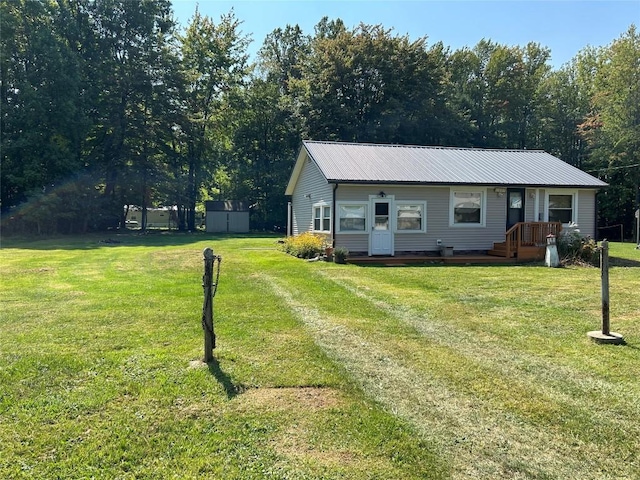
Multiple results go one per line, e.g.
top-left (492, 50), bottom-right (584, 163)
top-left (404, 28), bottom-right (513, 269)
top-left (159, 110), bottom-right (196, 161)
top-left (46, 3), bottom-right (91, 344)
top-left (347, 253), bottom-right (520, 266)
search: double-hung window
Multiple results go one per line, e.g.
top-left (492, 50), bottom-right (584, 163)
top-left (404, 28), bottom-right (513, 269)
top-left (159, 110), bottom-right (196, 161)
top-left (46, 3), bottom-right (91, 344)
top-left (546, 191), bottom-right (577, 224)
top-left (450, 189), bottom-right (486, 227)
top-left (313, 203), bottom-right (331, 232)
top-left (395, 201), bottom-right (426, 233)
top-left (337, 203), bottom-right (367, 233)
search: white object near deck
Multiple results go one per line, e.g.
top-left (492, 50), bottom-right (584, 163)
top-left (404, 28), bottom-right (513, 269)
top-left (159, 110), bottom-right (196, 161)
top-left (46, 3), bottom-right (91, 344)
top-left (545, 234), bottom-right (560, 267)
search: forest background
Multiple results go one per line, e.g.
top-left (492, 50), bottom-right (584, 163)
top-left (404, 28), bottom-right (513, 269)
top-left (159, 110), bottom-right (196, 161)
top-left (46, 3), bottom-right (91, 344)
top-left (1, 0), bottom-right (639, 238)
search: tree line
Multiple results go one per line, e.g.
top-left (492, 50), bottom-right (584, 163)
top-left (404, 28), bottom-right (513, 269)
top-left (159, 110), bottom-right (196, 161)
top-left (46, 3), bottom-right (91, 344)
top-left (1, 1), bottom-right (638, 238)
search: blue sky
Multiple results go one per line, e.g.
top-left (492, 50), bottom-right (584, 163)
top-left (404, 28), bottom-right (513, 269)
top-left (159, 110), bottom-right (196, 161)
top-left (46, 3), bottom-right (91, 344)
top-left (170, 1), bottom-right (639, 69)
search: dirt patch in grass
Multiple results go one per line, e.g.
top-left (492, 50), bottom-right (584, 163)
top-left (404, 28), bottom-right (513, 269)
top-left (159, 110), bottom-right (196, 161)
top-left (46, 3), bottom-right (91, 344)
top-left (237, 386), bottom-right (343, 411)
top-left (173, 385), bottom-right (343, 419)
top-left (273, 422), bottom-right (362, 467)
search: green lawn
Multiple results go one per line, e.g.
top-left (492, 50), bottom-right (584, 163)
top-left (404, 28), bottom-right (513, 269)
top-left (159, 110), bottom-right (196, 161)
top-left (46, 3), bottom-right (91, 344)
top-left (1, 233), bottom-right (639, 479)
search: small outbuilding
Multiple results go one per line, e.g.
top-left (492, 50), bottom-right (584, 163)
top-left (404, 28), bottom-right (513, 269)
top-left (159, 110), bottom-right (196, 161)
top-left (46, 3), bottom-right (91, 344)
top-left (205, 200), bottom-right (250, 233)
top-left (125, 206), bottom-right (178, 229)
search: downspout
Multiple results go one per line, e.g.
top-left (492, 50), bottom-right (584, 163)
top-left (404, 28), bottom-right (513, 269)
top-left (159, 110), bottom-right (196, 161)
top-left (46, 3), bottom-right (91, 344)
top-left (332, 184), bottom-right (338, 247)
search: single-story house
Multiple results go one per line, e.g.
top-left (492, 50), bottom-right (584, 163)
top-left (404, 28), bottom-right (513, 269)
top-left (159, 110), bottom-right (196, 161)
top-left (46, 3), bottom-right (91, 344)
top-left (205, 200), bottom-right (250, 233)
top-left (285, 140), bottom-right (608, 259)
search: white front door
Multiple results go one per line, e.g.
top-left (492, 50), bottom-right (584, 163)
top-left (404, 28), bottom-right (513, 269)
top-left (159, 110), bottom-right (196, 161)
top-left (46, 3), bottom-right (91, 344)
top-left (370, 198), bottom-right (394, 255)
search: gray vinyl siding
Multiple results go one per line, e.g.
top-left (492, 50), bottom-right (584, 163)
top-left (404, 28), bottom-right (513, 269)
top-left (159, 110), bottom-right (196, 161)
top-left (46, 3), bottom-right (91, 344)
top-left (536, 189), bottom-right (544, 222)
top-left (526, 188), bottom-right (596, 236)
top-left (290, 154), bottom-right (333, 236)
top-left (541, 188), bottom-right (597, 238)
top-left (336, 234), bottom-right (369, 253)
top-left (525, 189), bottom-right (535, 222)
top-left (577, 190), bottom-right (597, 238)
top-left (334, 184), bottom-right (509, 254)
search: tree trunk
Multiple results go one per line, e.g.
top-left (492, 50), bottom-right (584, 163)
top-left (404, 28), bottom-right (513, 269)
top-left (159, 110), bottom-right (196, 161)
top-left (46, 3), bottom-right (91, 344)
top-left (187, 158), bottom-right (196, 231)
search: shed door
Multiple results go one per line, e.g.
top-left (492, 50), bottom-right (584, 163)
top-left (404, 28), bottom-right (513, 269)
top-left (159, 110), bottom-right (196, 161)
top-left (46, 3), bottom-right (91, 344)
top-left (507, 188), bottom-right (525, 229)
top-left (370, 199), bottom-right (393, 255)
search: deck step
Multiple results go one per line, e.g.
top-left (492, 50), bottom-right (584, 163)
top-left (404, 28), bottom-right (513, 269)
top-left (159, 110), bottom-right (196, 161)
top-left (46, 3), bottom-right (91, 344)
top-left (488, 242), bottom-right (514, 258)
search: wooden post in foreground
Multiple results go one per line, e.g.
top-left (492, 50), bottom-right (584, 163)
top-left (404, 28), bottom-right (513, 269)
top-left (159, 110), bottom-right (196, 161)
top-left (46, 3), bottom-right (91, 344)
top-left (601, 240), bottom-right (610, 335)
top-left (202, 247), bottom-right (216, 362)
top-left (588, 240), bottom-right (624, 344)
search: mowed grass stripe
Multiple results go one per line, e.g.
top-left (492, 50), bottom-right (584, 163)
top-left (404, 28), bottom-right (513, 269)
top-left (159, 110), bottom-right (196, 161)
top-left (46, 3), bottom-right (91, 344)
top-left (318, 270), bottom-right (640, 475)
top-left (260, 272), bottom-right (618, 479)
top-left (322, 270), bottom-right (640, 421)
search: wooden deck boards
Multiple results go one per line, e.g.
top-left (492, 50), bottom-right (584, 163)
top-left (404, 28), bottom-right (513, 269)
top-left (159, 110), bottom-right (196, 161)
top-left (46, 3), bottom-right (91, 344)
top-left (346, 254), bottom-right (519, 266)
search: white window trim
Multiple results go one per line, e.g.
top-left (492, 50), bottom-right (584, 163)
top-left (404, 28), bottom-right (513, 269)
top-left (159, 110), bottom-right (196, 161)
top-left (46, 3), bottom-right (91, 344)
top-left (395, 200), bottom-right (427, 233)
top-left (544, 189), bottom-right (579, 225)
top-left (312, 201), bottom-right (332, 233)
top-left (336, 201), bottom-right (368, 234)
top-left (449, 188), bottom-right (487, 227)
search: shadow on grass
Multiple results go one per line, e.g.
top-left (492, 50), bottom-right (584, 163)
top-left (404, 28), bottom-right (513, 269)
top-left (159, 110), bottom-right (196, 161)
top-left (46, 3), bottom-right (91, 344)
top-left (610, 256), bottom-right (640, 267)
top-left (207, 357), bottom-right (246, 399)
top-left (0, 231), bottom-right (283, 250)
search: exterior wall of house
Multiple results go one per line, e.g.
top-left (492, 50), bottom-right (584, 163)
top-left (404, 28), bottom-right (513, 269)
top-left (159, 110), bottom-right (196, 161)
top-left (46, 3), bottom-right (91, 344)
top-left (291, 172), bottom-right (600, 253)
top-left (290, 153), bottom-right (333, 236)
top-left (577, 189), bottom-right (597, 238)
top-left (334, 184), bottom-right (509, 253)
top-left (525, 189), bottom-right (536, 221)
top-left (506, 187), bottom-right (597, 237)
top-left (536, 188), bottom-right (597, 238)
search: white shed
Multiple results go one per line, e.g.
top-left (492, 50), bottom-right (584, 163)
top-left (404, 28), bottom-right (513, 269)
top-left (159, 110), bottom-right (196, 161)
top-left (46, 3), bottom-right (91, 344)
top-left (205, 201), bottom-right (250, 233)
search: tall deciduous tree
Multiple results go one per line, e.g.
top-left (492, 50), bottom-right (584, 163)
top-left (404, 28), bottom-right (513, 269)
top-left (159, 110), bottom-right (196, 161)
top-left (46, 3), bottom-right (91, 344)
top-left (1, 0), bottom-right (85, 213)
top-left (177, 9), bottom-right (250, 230)
top-left (82, 0), bottom-right (177, 228)
top-left (226, 79), bottom-right (303, 230)
top-left (258, 24), bottom-right (310, 96)
top-left (579, 26), bottom-right (640, 238)
top-left (537, 61), bottom-right (590, 167)
top-left (450, 40), bottom-right (551, 149)
top-left (301, 20), bottom-right (457, 145)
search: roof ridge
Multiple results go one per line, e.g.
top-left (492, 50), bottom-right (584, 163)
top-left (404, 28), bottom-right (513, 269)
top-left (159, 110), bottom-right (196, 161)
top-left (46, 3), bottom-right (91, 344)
top-left (302, 139), bottom-right (545, 153)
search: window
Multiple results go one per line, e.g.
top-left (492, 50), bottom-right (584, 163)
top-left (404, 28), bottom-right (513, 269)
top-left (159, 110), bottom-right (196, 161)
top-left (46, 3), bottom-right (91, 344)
top-left (509, 193), bottom-right (522, 209)
top-left (374, 202), bottom-right (390, 230)
top-left (313, 203), bottom-right (331, 232)
top-left (337, 203), bottom-right (367, 232)
top-left (450, 190), bottom-right (485, 226)
top-left (547, 192), bottom-right (577, 224)
top-left (396, 202), bottom-right (426, 232)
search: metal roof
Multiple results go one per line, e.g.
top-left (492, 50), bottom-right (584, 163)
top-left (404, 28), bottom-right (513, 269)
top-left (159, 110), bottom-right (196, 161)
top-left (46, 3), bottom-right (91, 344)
top-left (205, 200), bottom-right (249, 212)
top-left (302, 140), bottom-right (608, 188)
